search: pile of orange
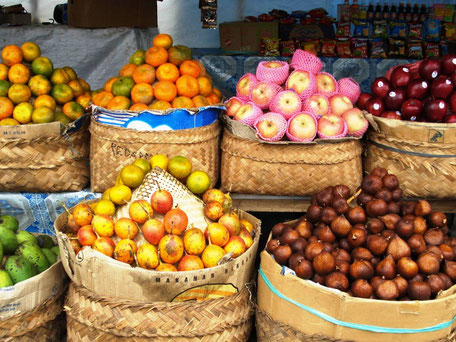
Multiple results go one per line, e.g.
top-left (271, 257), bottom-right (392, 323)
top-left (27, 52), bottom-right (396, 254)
top-left (92, 33), bottom-right (222, 111)
top-left (0, 42), bottom-right (91, 126)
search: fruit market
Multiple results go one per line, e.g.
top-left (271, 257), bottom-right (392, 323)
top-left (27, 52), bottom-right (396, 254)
top-left (0, 0), bottom-right (456, 341)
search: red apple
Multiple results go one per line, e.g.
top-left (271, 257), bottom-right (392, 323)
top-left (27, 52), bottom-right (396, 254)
top-left (441, 54), bottom-right (456, 75)
top-left (371, 77), bottom-right (391, 98)
top-left (430, 77), bottom-right (454, 99)
top-left (384, 88), bottom-right (406, 110)
top-left (443, 114), bottom-right (456, 123)
top-left (406, 79), bottom-right (429, 99)
top-left (225, 97), bottom-right (244, 117)
top-left (390, 66), bottom-right (411, 88)
top-left (450, 72), bottom-right (456, 86)
top-left (317, 114), bottom-right (346, 138)
top-left (287, 113), bottom-right (317, 141)
top-left (365, 97), bottom-right (385, 116)
top-left (419, 59), bottom-right (441, 81)
top-left (357, 93), bottom-right (372, 110)
top-left (450, 92), bottom-right (456, 112)
top-left (342, 108), bottom-right (369, 136)
top-left (423, 99), bottom-right (448, 122)
top-left (254, 112), bottom-right (287, 141)
top-left (401, 99), bottom-right (422, 121)
top-left (381, 111), bottom-right (401, 120)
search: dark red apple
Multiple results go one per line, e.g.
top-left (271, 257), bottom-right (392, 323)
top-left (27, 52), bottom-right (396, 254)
top-left (430, 77), bottom-right (454, 99)
top-left (450, 92), bottom-right (456, 112)
top-left (390, 66), bottom-right (411, 88)
top-left (450, 72), bottom-right (456, 86)
top-left (401, 99), bottom-right (422, 121)
top-left (441, 54), bottom-right (456, 75)
top-left (406, 79), bottom-right (429, 99)
top-left (365, 97), bottom-right (385, 116)
top-left (423, 99), bottom-right (448, 122)
top-left (381, 111), bottom-right (401, 120)
top-left (443, 114), bottom-right (456, 123)
top-left (371, 77), bottom-right (391, 98)
top-left (384, 88), bottom-right (406, 110)
top-left (419, 59), bottom-right (441, 81)
top-left (357, 93), bottom-right (373, 110)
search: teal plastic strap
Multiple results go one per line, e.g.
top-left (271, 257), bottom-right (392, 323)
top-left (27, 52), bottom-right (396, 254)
top-left (259, 267), bottom-right (456, 334)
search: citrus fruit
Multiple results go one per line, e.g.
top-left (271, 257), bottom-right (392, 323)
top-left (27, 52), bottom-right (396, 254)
top-left (94, 199), bottom-right (116, 216)
top-left (132, 64), bottom-right (155, 84)
top-left (0, 80), bottom-right (10, 97)
top-left (13, 102), bottom-right (33, 124)
top-left (119, 63), bottom-right (137, 77)
top-left (153, 34), bottom-right (173, 50)
top-left (34, 94), bottom-right (56, 110)
top-left (172, 96), bottom-right (194, 108)
top-left (156, 63), bottom-right (179, 83)
top-left (32, 106), bottom-right (55, 124)
top-left (176, 75), bottom-right (199, 98)
top-left (51, 84), bottom-right (74, 104)
top-left (76, 92), bottom-right (91, 108)
top-left (109, 185), bottom-right (132, 205)
top-left (186, 170), bottom-right (211, 195)
top-left (0, 97), bottom-right (14, 120)
top-left (168, 156), bottom-right (192, 180)
top-left (50, 68), bottom-right (70, 85)
top-left (8, 84), bottom-right (31, 104)
top-left (129, 49), bottom-right (146, 66)
top-left (106, 96), bottom-right (130, 110)
top-left (31, 56), bottom-right (54, 78)
top-left (55, 112), bottom-right (71, 126)
top-left (193, 59), bottom-right (207, 77)
top-left (197, 76), bottom-right (212, 96)
top-left (20, 42), bottom-right (41, 62)
top-left (145, 46), bottom-right (168, 67)
top-left (28, 75), bottom-right (51, 96)
top-left (92, 91), bottom-right (113, 108)
top-left (0, 64), bottom-right (8, 80)
top-left (149, 154), bottom-right (169, 171)
top-left (8, 64), bottom-right (30, 84)
top-left (78, 78), bottom-right (90, 92)
top-left (68, 79), bottom-right (84, 97)
top-left (104, 77), bottom-right (118, 92)
top-left (149, 100), bottom-right (171, 111)
top-left (131, 83), bottom-right (154, 104)
top-left (168, 45), bottom-right (192, 66)
top-left (63, 66), bottom-right (77, 80)
top-left (133, 158), bottom-right (151, 174)
top-left (0, 118), bottom-right (19, 125)
top-left (130, 103), bottom-right (149, 111)
top-left (192, 95), bottom-right (209, 107)
top-left (1, 45), bottom-right (23, 66)
top-left (111, 76), bottom-right (135, 97)
top-left (120, 164), bottom-right (145, 188)
top-left (62, 101), bottom-right (84, 121)
top-left (153, 81), bottom-right (177, 102)
top-left (180, 60), bottom-right (201, 78)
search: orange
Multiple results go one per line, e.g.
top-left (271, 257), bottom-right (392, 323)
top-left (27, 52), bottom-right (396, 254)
top-left (168, 45), bottom-right (192, 66)
top-left (0, 97), bottom-right (14, 119)
top-left (0, 80), bottom-right (10, 97)
top-left (0, 118), bottom-right (19, 125)
top-left (20, 42), bottom-right (41, 62)
top-left (31, 57), bottom-right (53, 78)
top-left (153, 81), bottom-right (177, 102)
top-left (68, 79), bottom-right (84, 97)
top-left (104, 77), bottom-right (118, 92)
top-left (63, 101), bottom-right (84, 121)
top-left (179, 60), bottom-right (201, 78)
top-left (132, 64), bottom-right (155, 84)
top-left (145, 46), bottom-right (168, 67)
top-left (13, 102), bottom-right (33, 124)
top-left (149, 100), bottom-right (171, 111)
top-left (1, 45), bottom-right (23, 67)
top-left (192, 95), bottom-right (209, 107)
top-left (92, 91), bottom-right (114, 108)
top-left (197, 76), bottom-right (212, 96)
top-left (153, 33), bottom-right (173, 50)
top-left (50, 68), bottom-right (70, 85)
top-left (156, 63), bottom-right (179, 83)
top-left (193, 59), bottom-right (207, 77)
top-left (111, 76), bottom-right (135, 97)
top-left (119, 63), bottom-right (137, 77)
top-left (129, 49), bottom-right (146, 66)
top-left (76, 92), bottom-right (92, 108)
top-left (0, 64), bottom-right (8, 80)
top-left (213, 87), bottom-right (222, 98)
top-left (32, 106), bottom-right (55, 123)
top-left (51, 84), bottom-right (74, 104)
top-left (63, 66), bottom-right (77, 81)
top-left (172, 96), bottom-right (194, 108)
top-left (8, 64), bottom-right (30, 84)
top-left (129, 103), bottom-right (149, 111)
top-left (78, 78), bottom-right (90, 92)
top-left (107, 96), bottom-right (130, 110)
top-left (28, 75), bottom-right (51, 96)
top-left (176, 75), bottom-right (199, 98)
top-left (34, 94), bottom-right (56, 110)
top-left (131, 83), bottom-right (154, 104)
top-left (8, 84), bottom-right (31, 104)
top-left (206, 92), bottom-right (221, 105)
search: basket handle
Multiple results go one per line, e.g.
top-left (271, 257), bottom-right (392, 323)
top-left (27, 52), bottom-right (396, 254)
top-left (385, 60), bottom-right (422, 80)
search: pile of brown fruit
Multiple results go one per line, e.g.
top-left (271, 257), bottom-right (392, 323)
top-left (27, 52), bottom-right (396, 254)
top-left (267, 167), bottom-right (455, 301)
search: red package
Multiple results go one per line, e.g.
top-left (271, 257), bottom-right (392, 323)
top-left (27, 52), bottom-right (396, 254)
top-left (336, 40), bottom-right (352, 58)
top-left (320, 39), bottom-right (336, 57)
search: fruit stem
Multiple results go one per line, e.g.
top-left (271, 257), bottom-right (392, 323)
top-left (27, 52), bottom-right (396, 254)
top-left (154, 180), bottom-right (162, 192)
top-left (59, 201), bottom-right (72, 216)
top-left (347, 188), bottom-right (362, 205)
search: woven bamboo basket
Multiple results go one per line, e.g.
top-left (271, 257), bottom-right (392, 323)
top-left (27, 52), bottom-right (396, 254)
top-left (89, 117), bottom-right (221, 193)
top-left (220, 129), bottom-right (363, 196)
top-left (0, 120), bottom-right (89, 192)
top-left (364, 115), bottom-right (456, 198)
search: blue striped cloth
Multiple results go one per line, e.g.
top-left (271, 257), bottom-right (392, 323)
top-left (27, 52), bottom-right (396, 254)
top-left (93, 108), bottom-right (137, 127)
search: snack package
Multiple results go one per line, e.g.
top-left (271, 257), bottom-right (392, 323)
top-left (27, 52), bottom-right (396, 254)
top-left (353, 20), bottom-right (371, 38)
top-left (336, 39), bottom-right (351, 57)
top-left (407, 41), bottom-right (423, 59)
top-left (280, 40), bottom-right (297, 57)
top-left (443, 5), bottom-right (454, 23)
top-left (336, 22), bottom-right (351, 38)
top-left (372, 20), bottom-right (388, 38)
top-left (424, 42), bottom-right (440, 58)
top-left (369, 38), bottom-right (387, 58)
top-left (444, 23), bottom-right (456, 41)
top-left (423, 20), bottom-right (441, 42)
top-left (388, 38), bottom-right (406, 57)
top-left (301, 39), bottom-right (320, 55)
top-left (320, 39), bottom-right (336, 57)
top-left (262, 37), bottom-right (280, 56)
top-left (433, 4), bottom-right (445, 21)
top-left (408, 23), bottom-right (422, 40)
top-left (389, 21), bottom-right (408, 39)
top-left (351, 38), bottom-right (368, 58)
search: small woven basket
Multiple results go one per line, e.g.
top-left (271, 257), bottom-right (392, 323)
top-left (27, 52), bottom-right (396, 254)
top-left (89, 118), bottom-right (221, 193)
top-left (220, 129), bottom-right (363, 196)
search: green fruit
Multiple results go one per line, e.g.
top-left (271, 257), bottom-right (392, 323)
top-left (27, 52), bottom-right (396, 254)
top-left (41, 248), bottom-right (57, 265)
top-left (0, 242), bottom-right (3, 261)
top-left (5, 255), bottom-right (37, 284)
top-left (0, 270), bottom-right (13, 288)
top-left (129, 49), bottom-right (145, 66)
top-left (0, 215), bottom-right (19, 232)
top-left (50, 246), bottom-right (60, 256)
top-left (36, 234), bottom-right (55, 248)
top-left (15, 243), bottom-right (50, 273)
top-left (0, 226), bottom-right (18, 254)
top-left (16, 231), bottom-right (37, 245)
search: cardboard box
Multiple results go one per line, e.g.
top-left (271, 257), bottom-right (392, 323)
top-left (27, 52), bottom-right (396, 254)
top-left (220, 21), bottom-right (278, 54)
top-left (0, 13), bottom-right (31, 25)
top-left (68, 0), bottom-right (157, 28)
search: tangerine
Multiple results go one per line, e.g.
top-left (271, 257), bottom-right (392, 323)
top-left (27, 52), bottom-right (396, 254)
top-left (120, 164), bottom-right (145, 188)
top-left (168, 45), bottom-right (191, 66)
top-left (106, 96), bottom-right (130, 110)
top-left (104, 77), bottom-right (118, 92)
top-left (111, 76), bottom-right (135, 97)
top-left (172, 96), bottom-right (194, 108)
top-left (119, 63), bottom-right (137, 77)
top-left (129, 49), bottom-right (146, 66)
top-left (0, 97), bottom-right (14, 120)
top-left (0, 80), bottom-right (10, 97)
top-left (176, 75), bottom-right (199, 98)
top-left (179, 60), bottom-right (201, 78)
top-left (8, 64), bottom-right (30, 84)
top-left (62, 101), bottom-right (84, 121)
top-left (13, 102), bottom-right (33, 124)
top-left (192, 95), bottom-right (209, 107)
top-left (129, 103), bottom-right (149, 111)
top-left (20, 42), bottom-right (41, 62)
top-left (51, 84), bottom-right (74, 104)
top-left (68, 79), bottom-right (85, 97)
top-left (153, 33), bottom-right (173, 50)
top-left (32, 106), bottom-right (55, 123)
top-left (1, 45), bottom-right (23, 66)
top-left (132, 64), bottom-right (155, 84)
top-left (92, 91), bottom-right (114, 108)
top-left (34, 94), bottom-right (56, 110)
top-left (131, 83), bottom-right (154, 104)
top-left (155, 63), bottom-right (179, 83)
top-left (8, 84), bottom-right (31, 104)
top-left (145, 46), bottom-right (168, 67)
top-left (149, 100), bottom-right (171, 111)
top-left (153, 81), bottom-right (177, 102)
top-left (197, 76), bottom-right (212, 96)
top-left (0, 64), bottom-right (8, 80)
top-left (28, 75), bottom-right (51, 96)
top-left (31, 57), bottom-right (53, 78)
top-left (63, 66), bottom-right (77, 80)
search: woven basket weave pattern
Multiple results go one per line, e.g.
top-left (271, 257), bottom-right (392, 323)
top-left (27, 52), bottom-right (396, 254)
top-left (89, 118), bottom-right (221, 193)
top-left (220, 130), bottom-right (363, 196)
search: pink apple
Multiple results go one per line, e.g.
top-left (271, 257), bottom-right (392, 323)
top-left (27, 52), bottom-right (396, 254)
top-left (286, 112), bottom-right (317, 142)
top-left (234, 102), bottom-right (263, 126)
top-left (316, 72), bottom-right (338, 97)
top-left (303, 94), bottom-right (330, 116)
top-left (254, 112), bottom-right (287, 141)
top-left (317, 114), bottom-right (347, 139)
top-left (329, 94), bottom-right (353, 116)
top-left (269, 90), bottom-right (302, 120)
top-left (256, 61), bottom-right (289, 84)
top-left (249, 81), bottom-right (281, 109)
top-left (286, 70), bottom-right (316, 98)
top-left (236, 73), bottom-right (258, 100)
top-left (337, 77), bottom-right (361, 103)
top-left (225, 97), bottom-right (244, 117)
top-left (342, 108), bottom-right (369, 137)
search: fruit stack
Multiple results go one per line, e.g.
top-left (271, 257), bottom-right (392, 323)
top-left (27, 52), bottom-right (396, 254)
top-left (225, 49), bottom-right (369, 142)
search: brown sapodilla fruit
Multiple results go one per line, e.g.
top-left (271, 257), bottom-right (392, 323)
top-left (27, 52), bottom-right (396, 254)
top-left (366, 235), bottom-right (388, 256)
top-left (322, 242), bottom-right (335, 254)
top-left (288, 253), bottom-right (305, 269)
top-left (279, 230), bottom-right (299, 246)
top-left (370, 167), bottom-right (388, 178)
top-left (273, 245), bottom-right (293, 265)
top-left (357, 192), bottom-right (373, 208)
top-left (427, 274), bottom-right (446, 296)
top-left (382, 230), bottom-right (396, 240)
top-left (321, 207), bottom-right (338, 225)
top-left (380, 213), bottom-right (401, 230)
top-left (347, 227), bottom-right (368, 248)
top-left (295, 220), bottom-right (313, 239)
top-left (266, 239), bottom-right (280, 254)
top-left (407, 234), bottom-right (427, 254)
top-left (408, 281), bottom-right (432, 300)
top-left (361, 174), bottom-right (383, 195)
top-left (387, 235), bottom-right (411, 260)
top-left (312, 273), bottom-right (325, 285)
top-left (387, 202), bottom-right (401, 214)
top-left (401, 202), bottom-right (416, 216)
top-left (424, 228), bottom-right (445, 246)
top-left (376, 255), bottom-right (397, 280)
top-left (308, 236), bottom-right (318, 243)
top-left (439, 244), bottom-right (455, 261)
top-left (316, 225), bottom-right (336, 243)
top-left (428, 212), bottom-right (447, 228)
top-left (339, 238), bottom-right (351, 252)
top-left (411, 274), bottom-right (425, 283)
top-left (393, 275), bottom-right (409, 297)
top-left (427, 245), bottom-right (444, 261)
top-left (370, 257), bottom-right (381, 267)
top-left (351, 247), bottom-right (374, 260)
top-left (313, 251), bottom-right (336, 275)
top-left (367, 218), bottom-right (385, 234)
top-left (397, 257), bottom-right (419, 279)
top-left (366, 199), bottom-right (388, 218)
top-left (331, 215), bottom-right (352, 237)
top-left (290, 238), bottom-right (307, 254)
top-left (351, 279), bottom-right (373, 298)
top-left (294, 258), bottom-right (314, 279)
top-left (413, 216), bottom-right (427, 235)
top-left (325, 271), bottom-right (349, 291)
top-left (271, 223), bottom-right (288, 238)
top-left (382, 174), bottom-right (399, 190)
top-left (370, 275), bottom-right (385, 290)
top-left (347, 206), bottom-right (367, 225)
top-left (316, 189), bottom-right (333, 207)
top-left (438, 272), bottom-right (453, 290)
top-left (443, 260), bottom-right (456, 281)
top-left (331, 197), bottom-right (350, 215)
top-left (332, 185), bottom-right (351, 199)
top-left (333, 248), bottom-right (352, 263)
top-left (336, 261), bottom-right (350, 274)
top-left (306, 204), bottom-right (322, 223)
top-left (375, 280), bottom-right (399, 300)
top-left (305, 241), bottom-right (324, 261)
top-left (414, 200), bottom-right (432, 217)
top-left (375, 188), bottom-right (393, 203)
top-left (417, 252), bottom-right (441, 275)
top-left (395, 218), bottom-right (414, 238)
top-left (391, 188), bottom-right (402, 202)
top-left (349, 260), bottom-right (374, 279)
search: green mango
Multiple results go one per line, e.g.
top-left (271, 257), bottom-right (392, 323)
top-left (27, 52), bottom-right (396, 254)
top-left (15, 243), bottom-right (50, 273)
top-left (0, 215), bottom-right (19, 232)
top-left (16, 231), bottom-right (37, 246)
top-left (36, 234), bottom-right (55, 249)
top-left (0, 226), bottom-right (18, 254)
top-left (0, 270), bottom-right (13, 288)
top-left (50, 246), bottom-right (60, 256)
top-left (41, 248), bottom-right (57, 265)
top-left (5, 255), bottom-right (37, 284)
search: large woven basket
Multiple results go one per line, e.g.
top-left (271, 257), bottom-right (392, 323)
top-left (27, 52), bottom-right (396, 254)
top-left (364, 115), bottom-right (456, 198)
top-left (0, 120), bottom-right (89, 192)
top-left (89, 117), bottom-right (221, 193)
top-left (220, 129), bottom-right (363, 196)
